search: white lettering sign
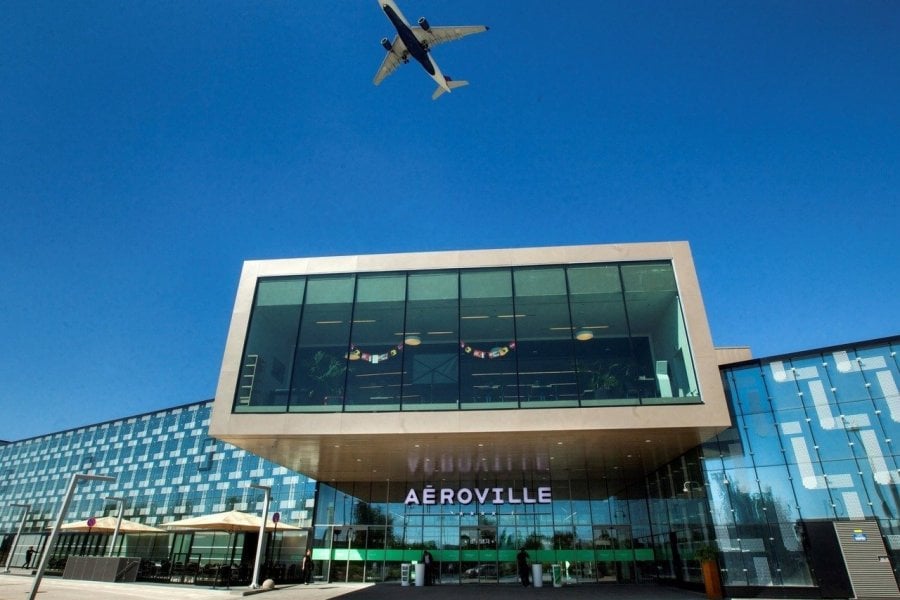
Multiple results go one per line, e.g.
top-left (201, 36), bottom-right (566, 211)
top-left (404, 486), bottom-right (552, 506)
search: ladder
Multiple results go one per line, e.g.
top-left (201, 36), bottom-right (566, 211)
top-left (237, 355), bottom-right (259, 406)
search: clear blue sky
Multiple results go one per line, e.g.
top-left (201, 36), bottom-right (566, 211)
top-left (2, 1), bottom-right (898, 441)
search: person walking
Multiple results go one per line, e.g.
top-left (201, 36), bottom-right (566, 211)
top-left (301, 549), bottom-right (313, 584)
top-left (516, 548), bottom-right (531, 587)
top-left (23, 546), bottom-right (35, 569)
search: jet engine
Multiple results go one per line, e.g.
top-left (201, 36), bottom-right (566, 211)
top-left (418, 17), bottom-right (431, 31)
top-left (381, 37), bottom-right (392, 51)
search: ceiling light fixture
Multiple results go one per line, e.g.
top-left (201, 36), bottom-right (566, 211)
top-left (575, 328), bottom-right (594, 341)
top-left (404, 335), bottom-right (422, 346)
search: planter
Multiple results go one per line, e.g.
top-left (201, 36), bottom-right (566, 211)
top-left (701, 560), bottom-right (723, 600)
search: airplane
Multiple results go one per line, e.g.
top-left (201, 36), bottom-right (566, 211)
top-left (373, 0), bottom-right (488, 100)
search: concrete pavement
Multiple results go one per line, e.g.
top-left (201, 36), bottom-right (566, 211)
top-left (0, 572), bottom-right (715, 600)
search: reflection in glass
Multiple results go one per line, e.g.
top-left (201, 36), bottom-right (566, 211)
top-left (234, 261), bottom-right (703, 413)
top-left (459, 269), bottom-right (517, 409)
top-left (402, 272), bottom-right (460, 409)
top-left (345, 273), bottom-right (406, 411)
top-left (234, 278), bottom-right (305, 412)
top-left (289, 275), bottom-right (353, 411)
top-left (514, 267), bottom-right (578, 407)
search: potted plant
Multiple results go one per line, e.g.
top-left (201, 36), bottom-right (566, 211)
top-left (693, 544), bottom-right (722, 600)
top-left (586, 360), bottom-right (620, 398)
top-left (304, 351), bottom-right (346, 404)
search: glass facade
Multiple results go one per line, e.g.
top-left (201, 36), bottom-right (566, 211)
top-left (308, 476), bottom-right (656, 584)
top-left (0, 402), bottom-right (314, 584)
top-left (298, 336), bottom-right (900, 592)
top-left (234, 261), bottom-right (700, 413)
top-left (699, 337), bottom-right (900, 590)
top-left (2, 237), bottom-right (896, 600)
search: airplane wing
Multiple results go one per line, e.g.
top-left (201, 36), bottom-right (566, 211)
top-left (413, 25), bottom-right (489, 49)
top-left (373, 36), bottom-right (409, 86)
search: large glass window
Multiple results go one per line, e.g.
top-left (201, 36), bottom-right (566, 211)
top-left (234, 278), bottom-right (305, 412)
top-left (345, 273), bottom-right (407, 411)
top-left (568, 265), bottom-right (630, 405)
top-left (514, 267), bottom-right (578, 407)
top-left (459, 269), bottom-right (517, 409)
top-left (401, 272), bottom-right (460, 410)
top-left (621, 263), bottom-right (697, 402)
top-left (234, 260), bottom-right (702, 413)
top-left (289, 275), bottom-right (354, 412)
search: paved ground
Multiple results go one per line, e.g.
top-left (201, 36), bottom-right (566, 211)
top-left (280, 582), bottom-right (709, 600)
top-left (0, 572), bottom-right (725, 600)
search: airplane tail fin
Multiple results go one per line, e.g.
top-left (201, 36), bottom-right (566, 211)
top-left (432, 79), bottom-right (469, 100)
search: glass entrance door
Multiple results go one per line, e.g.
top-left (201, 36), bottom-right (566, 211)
top-left (460, 526), bottom-right (498, 583)
top-left (593, 525), bottom-right (634, 582)
top-left (327, 526), bottom-right (388, 583)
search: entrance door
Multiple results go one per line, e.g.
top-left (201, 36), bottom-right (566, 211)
top-left (460, 526), bottom-right (498, 583)
top-left (592, 525), bottom-right (634, 583)
top-left (327, 526), bottom-right (387, 583)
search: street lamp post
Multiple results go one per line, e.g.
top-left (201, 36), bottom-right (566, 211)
top-left (248, 483), bottom-right (271, 590)
top-left (2, 503), bottom-right (30, 573)
top-left (28, 473), bottom-right (117, 600)
top-left (105, 496), bottom-right (126, 557)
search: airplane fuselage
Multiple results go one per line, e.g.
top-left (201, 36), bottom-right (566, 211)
top-left (380, 0), bottom-right (450, 92)
top-left (381, 3), bottom-right (435, 75)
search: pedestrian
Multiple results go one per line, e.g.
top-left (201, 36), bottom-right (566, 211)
top-left (24, 546), bottom-right (35, 569)
top-left (301, 549), bottom-right (313, 584)
top-left (516, 547), bottom-right (530, 587)
top-left (421, 549), bottom-right (434, 585)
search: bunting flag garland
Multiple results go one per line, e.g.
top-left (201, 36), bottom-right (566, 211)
top-left (461, 341), bottom-right (516, 359)
top-left (349, 341), bottom-right (517, 364)
top-left (348, 344), bottom-right (403, 364)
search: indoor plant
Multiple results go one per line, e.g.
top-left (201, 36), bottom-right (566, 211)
top-left (693, 544), bottom-right (722, 600)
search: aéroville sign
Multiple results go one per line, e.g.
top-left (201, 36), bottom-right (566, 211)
top-left (404, 485), bottom-right (552, 506)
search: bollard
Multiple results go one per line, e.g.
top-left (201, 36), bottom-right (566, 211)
top-left (532, 563), bottom-right (543, 587)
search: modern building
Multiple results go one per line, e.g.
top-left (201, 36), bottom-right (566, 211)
top-left (2, 241), bottom-right (898, 598)
top-left (0, 401), bottom-right (314, 583)
top-left (709, 337), bottom-right (899, 598)
top-left (208, 242), bottom-right (899, 596)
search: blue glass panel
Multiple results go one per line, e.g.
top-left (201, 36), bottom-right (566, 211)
top-left (763, 358), bottom-right (803, 411)
top-left (705, 469), bottom-right (735, 525)
top-left (823, 347), bottom-right (874, 406)
top-left (739, 410), bottom-right (784, 467)
top-left (727, 364), bottom-right (769, 416)
top-left (773, 407), bottom-right (817, 466)
top-left (820, 459), bottom-right (877, 519)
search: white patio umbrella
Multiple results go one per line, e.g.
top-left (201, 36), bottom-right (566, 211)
top-left (59, 516), bottom-right (164, 533)
top-left (161, 510), bottom-right (298, 533)
top-left (162, 510), bottom-right (299, 579)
